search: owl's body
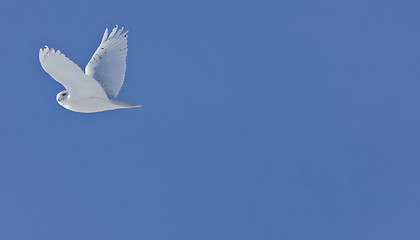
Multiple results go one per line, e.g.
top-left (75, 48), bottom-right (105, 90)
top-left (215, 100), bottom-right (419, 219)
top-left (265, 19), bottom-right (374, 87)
top-left (56, 90), bottom-right (139, 113)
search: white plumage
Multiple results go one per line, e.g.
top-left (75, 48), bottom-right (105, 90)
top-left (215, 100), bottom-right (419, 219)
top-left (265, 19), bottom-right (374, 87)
top-left (39, 25), bottom-right (141, 113)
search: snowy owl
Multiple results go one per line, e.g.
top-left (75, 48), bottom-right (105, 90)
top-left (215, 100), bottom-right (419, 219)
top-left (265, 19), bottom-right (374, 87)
top-left (39, 25), bottom-right (141, 113)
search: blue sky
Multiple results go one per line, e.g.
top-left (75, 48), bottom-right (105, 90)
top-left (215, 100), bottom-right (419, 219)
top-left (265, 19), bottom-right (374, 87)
top-left (0, 0), bottom-right (420, 239)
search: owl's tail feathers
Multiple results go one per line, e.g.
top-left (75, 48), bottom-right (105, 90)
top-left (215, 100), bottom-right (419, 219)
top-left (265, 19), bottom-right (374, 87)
top-left (111, 98), bottom-right (142, 109)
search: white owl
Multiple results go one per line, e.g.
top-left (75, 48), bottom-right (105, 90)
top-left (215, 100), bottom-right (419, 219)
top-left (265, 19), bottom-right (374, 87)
top-left (39, 25), bottom-right (141, 113)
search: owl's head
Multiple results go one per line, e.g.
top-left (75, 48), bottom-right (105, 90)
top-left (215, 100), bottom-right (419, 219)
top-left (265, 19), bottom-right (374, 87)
top-left (56, 90), bottom-right (69, 105)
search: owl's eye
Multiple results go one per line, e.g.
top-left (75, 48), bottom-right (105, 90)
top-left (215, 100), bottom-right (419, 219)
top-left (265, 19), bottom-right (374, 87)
top-left (62, 93), bottom-right (67, 96)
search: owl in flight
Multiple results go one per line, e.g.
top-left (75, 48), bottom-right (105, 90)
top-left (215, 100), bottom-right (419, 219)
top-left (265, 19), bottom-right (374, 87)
top-left (39, 25), bottom-right (141, 113)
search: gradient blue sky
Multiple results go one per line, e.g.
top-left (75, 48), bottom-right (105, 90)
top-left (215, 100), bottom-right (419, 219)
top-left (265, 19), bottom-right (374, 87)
top-left (0, 0), bottom-right (420, 239)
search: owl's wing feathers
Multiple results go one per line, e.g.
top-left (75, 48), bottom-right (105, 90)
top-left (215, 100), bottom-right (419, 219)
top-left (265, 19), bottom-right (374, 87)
top-left (39, 46), bottom-right (108, 99)
top-left (85, 26), bottom-right (128, 97)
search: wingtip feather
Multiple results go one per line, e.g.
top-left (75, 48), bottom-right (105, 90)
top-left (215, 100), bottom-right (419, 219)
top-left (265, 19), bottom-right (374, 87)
top-left (116, 27), bottom-right (124, 36)
top-left (108, 25), bottom-right (118, 38)
top-left (101, 28), bottom-right (109, 44)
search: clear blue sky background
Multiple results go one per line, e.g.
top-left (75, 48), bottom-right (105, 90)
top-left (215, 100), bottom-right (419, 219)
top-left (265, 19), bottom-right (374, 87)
top-left (0, 0), bottom-right (419, 239)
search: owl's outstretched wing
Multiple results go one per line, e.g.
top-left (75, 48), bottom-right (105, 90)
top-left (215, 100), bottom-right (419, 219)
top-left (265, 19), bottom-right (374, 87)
top-left (39, 46), bottom-right (108, 99)
top-left (85, 25), bottom-right (128, 98)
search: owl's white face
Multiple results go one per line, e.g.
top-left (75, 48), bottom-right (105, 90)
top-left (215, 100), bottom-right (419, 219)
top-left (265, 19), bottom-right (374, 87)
top-left (56, 90), bottom-right (69, 105)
